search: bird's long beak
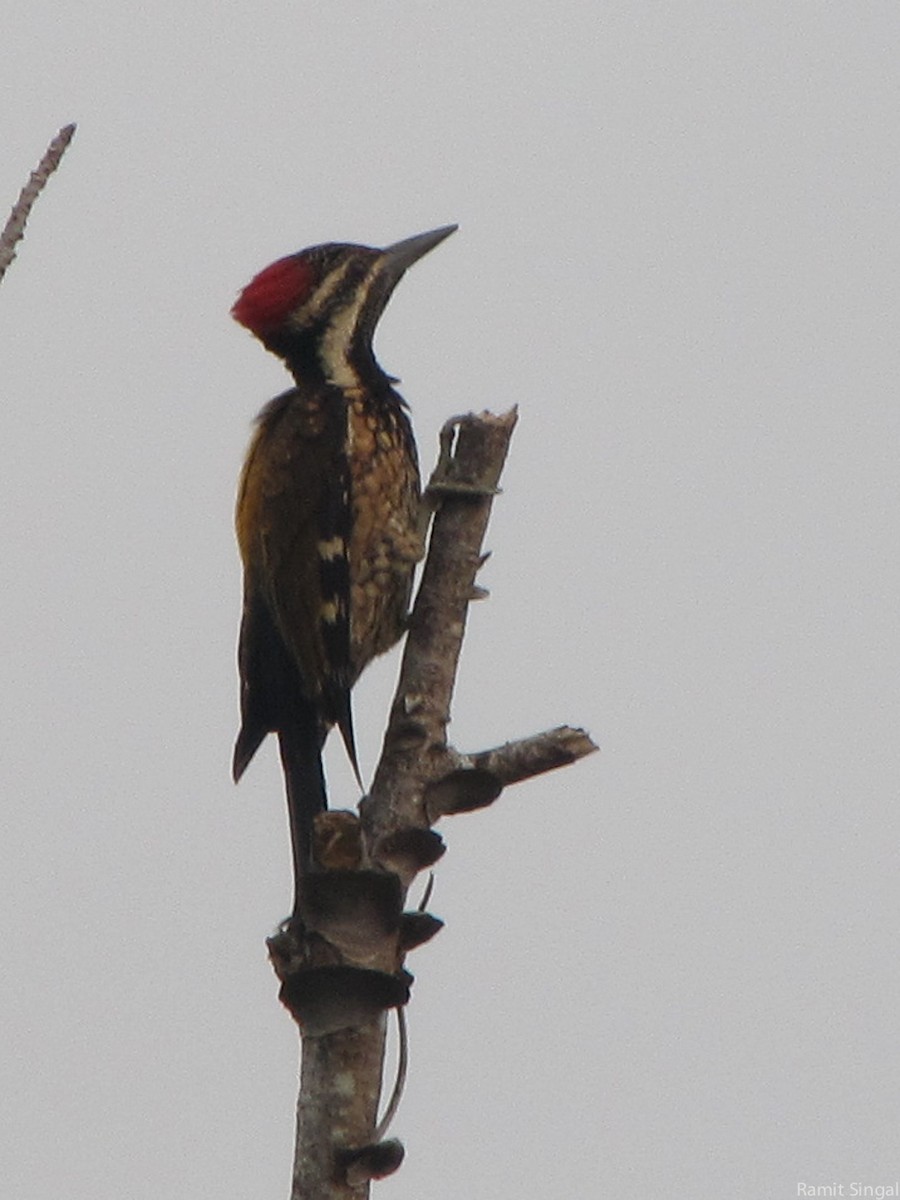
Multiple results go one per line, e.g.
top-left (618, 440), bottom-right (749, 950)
top-left (360, 225), bottom-right (458, 341)
top-left (378, 225), bottom-right (458, 289)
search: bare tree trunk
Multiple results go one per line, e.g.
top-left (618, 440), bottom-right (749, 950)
top-left (267, 409), bottom-right (596, 1198)
top-left (293, 1017), bottom-right (389, 1196)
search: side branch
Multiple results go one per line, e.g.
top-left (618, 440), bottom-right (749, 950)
top-left (470, 726), bottom-right (598, 787)
top-left (0, 123), bottom-right (76, 286)
top-left (424, 726), bottom-right (598, 821)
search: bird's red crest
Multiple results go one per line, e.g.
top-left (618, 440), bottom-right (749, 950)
top-left (232, 256), bottom-right (315, 336)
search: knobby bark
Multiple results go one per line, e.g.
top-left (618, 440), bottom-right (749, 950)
top-left (0, 124), bottom-right (76, 286)
top-left (268, 409), bottom-right (597, 1198)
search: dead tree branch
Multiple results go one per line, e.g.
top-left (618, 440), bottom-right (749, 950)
top-left (0, 123), bottom-right (76, 286)
top-left (270, 409), bottom-right (597, 1198)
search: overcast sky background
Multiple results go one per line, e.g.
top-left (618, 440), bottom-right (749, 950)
top-left (3, 3), bottom-right (900, 1198)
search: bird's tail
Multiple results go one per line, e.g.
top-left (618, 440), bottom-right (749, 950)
top-left (277, 704), bottom-right (327, 913)
top-left (333, 685), bottom-right (363, 792)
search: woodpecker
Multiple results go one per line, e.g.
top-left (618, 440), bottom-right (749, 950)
top-left (231, 224), bottom-right (457, 906)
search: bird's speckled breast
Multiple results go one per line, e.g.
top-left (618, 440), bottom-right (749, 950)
top-left (346, 391), bottom-right (422, 673)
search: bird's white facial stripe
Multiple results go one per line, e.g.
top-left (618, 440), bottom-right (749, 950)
top-left (290, 258), bottom-right (353, 328)
top-left (317, 268), bottom-right (381, 388)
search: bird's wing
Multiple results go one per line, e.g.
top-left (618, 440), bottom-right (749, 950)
top-left (236, 386), bottom-right (353, 722)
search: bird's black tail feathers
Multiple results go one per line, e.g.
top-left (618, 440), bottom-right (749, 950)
top-left (232, 723), bottom-right (264, 785)
top-left (332, 685), bottom-right (363, 792)
top-left (278, 705), bottom-right (328, 913)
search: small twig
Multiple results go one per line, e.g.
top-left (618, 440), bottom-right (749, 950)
top-left (0, 123), bottom-right (76, 286)
top-left (374, 1007), bottom-right (408, 1141)
top-left (418, 872), bottom-right (435, 913)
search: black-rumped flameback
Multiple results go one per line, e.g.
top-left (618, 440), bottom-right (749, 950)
top-left (231, 225), bottom-right (457, 908)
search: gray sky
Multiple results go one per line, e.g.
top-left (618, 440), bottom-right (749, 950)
top-left (3, 3), bottom-right (900, 1197)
